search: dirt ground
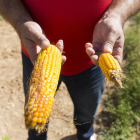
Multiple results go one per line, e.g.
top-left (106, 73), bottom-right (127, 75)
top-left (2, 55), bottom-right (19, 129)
top-left (0, 19), bottom-right (129, 140)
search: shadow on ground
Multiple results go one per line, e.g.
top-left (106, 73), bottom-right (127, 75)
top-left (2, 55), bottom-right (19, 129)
top-left (61, 134), bottom-right (77, 140)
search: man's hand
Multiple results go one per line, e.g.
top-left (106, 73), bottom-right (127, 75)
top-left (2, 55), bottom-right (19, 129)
top-left (17, 21), bottom-right (50, 63)
top-left (85, 14), bottom-right (124, 66)
top-left (85, 0), bottom-right (140, 66)
top-left (0, 0), bottom-right (66, 65)
top-left (17, 21), bottom-right (66, 64)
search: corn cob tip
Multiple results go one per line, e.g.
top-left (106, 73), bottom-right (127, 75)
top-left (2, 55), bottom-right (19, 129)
top-left (108, 69), bottom-right (124, 88)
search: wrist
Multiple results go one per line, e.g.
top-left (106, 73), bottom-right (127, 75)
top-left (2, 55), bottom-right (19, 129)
top-left (101, 9), bottom-right (124, 26)
top-left (14, 16), bottom-right (33, 31)
top-left (103, 0), bottom-right (140, 26)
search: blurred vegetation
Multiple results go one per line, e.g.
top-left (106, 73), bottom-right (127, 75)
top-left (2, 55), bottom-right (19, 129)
top-left (100, 12), bottom-right (140, 140)
top-left (0, 16), bottom-right (4, 21)
top-left (2, 136), bottom-right (9, 140)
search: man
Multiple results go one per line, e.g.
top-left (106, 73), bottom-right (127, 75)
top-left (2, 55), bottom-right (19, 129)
top-left (0, 0), bottom-right (140, 140)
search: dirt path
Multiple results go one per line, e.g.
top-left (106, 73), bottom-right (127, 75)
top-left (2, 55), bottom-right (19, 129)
top-left (0, 20), bottom-right (28, 140)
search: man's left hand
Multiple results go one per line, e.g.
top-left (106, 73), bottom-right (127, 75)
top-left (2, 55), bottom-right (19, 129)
top-left (85, 13), bottom-right (124, 66)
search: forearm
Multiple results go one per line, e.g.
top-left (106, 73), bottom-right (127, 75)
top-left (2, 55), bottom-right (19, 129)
top-left (104, 0), bottom-right (140, 24)
top-left (0, 0), bottom-right (33, 30)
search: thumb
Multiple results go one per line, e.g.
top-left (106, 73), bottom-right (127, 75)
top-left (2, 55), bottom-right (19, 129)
top-left (29, 31), bottom-right (50, 64)
top-left (103, 31), bottom-right (119, 54)
top-left (30, 30), bottom-right (50, 49)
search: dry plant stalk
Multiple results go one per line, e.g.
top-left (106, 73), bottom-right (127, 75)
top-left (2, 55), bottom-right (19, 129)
top-left (24, 45), bottom-right (62, 133)
top-left (99, 53), bottom-right (123, 88)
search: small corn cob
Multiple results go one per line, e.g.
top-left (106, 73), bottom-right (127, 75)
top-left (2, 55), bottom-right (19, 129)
top-left (99, 53), bottom-right (123, 88)
top-left (24, 45), bottom-right (62, 133)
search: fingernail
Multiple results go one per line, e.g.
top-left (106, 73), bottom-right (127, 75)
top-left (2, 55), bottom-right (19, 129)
top-left (85, 43), bottom-right (92, 48)
top-left (41, 41), bottom-right (50, 48)
top-left (58, 41), bottom-right (62, 46)
top-left (58, 39), bottom-right (63, 43)
top-left (104, 45), bottom-right (112, 53)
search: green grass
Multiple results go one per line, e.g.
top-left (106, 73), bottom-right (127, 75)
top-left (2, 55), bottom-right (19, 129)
top-left (100, 12), bottom-right (140, 140)
top-left (0, 16), bottom-right (4, 21)
top-left (2, 136), bottom-right (9, 140)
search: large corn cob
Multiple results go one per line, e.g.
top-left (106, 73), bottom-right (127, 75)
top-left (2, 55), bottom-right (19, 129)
top-left (24, 45), bottom-right (62, 133)
top-left (99, 53), bottom-right (123, 88)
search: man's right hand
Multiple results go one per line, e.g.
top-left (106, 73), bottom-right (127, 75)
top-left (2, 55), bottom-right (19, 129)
top-left (17, 21), bottom-right (66, 64)
top-left (17, 21), bottom-right (50, 63)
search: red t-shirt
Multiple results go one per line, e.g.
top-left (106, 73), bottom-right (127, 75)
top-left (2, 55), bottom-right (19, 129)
top-left (22, 0), bottom-right (112, 75)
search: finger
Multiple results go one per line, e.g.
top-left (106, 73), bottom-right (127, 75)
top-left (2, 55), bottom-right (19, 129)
top-left (56, 40), bottom-right (66, 65)
top-left (86, 48), bottom-right (99, 66)
top-left (86, 47), bottom-right (95, 57)
top-left (113, 47), bottom-right (123, 64)
top-left (91, 55), bottom-right (99, 66)
top-left (36, 45), bottom-right (41, 54)
top-left (56, 40), bottom-right (64, 53)
top-left (103, 27), bottom-right (120, 54)
top-left (85, 43), bottom-right (95, 56)
top-left (85, 43), bottom-right (99, 66)
top-left (22, 38), bottom-right (38, 64)
top-left (85, 42), bottom-right (93, 49)
top-left (62, 55), bottom-right (67, 65)
top-left (112, 36), bottom-right (124, 64)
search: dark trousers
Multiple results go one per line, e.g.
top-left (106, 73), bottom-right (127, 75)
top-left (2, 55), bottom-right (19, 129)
top-left (22, 52), bottom-right (104, 140)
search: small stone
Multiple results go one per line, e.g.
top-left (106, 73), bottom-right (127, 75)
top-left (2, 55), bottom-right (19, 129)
top-left (5, 123), bottom-right (8, 126)
top-left (59, 132), bottom-right (62, 136)
top-left (11, 103), bottom-right (15, 108)
top-left (1, 86), bottom-right (5, 89)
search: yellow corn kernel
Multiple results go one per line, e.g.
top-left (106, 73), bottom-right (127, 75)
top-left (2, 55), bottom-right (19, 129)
top-left (32, 117), bottom-right (38, 122)
top-left (39, 113), bottom-right (44, 118)
top-left (32, 107), bottom-right (37, 112)
top-left (38, 118), bottom-right (42, 123)
top-left (28, 115), bottom-right (32, 121)
top-left (42, 119), bottom-right (47, 124)
top-left (25, 45), bottom-right (62, 133)
top-left (31, 121), bottom-right (37, 126)
top-left (99, 53), bottom-right (123, 88)
top-left (26, 120), bottom-right (30, 125)
top-left (34, 112), bottom-right (39, 117)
